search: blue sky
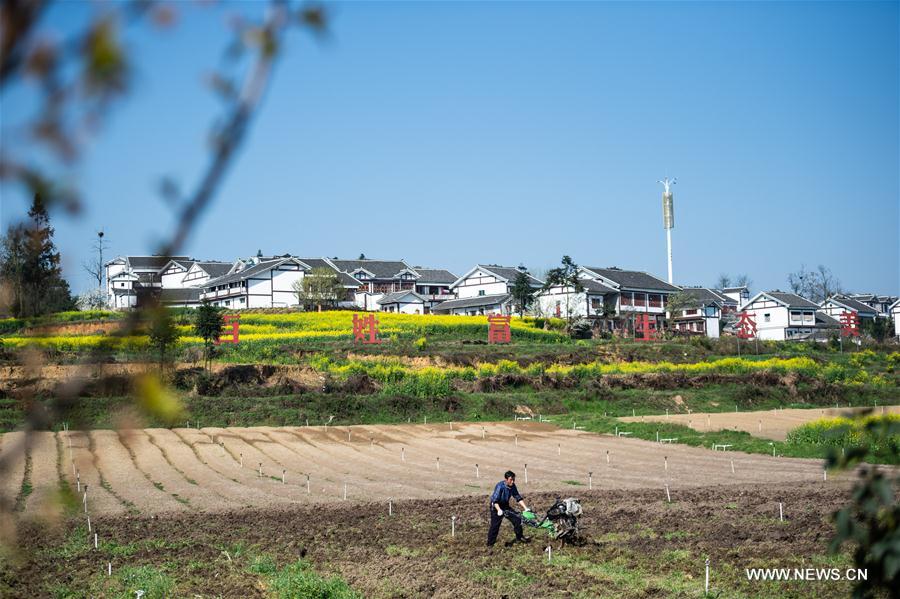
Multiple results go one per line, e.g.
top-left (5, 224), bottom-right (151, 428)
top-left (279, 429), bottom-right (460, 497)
top-left (2, 1), bottom-right (898, 295)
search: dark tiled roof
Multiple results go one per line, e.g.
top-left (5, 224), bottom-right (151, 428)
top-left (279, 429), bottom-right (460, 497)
top-left (331, 259), bottom-right (411, 279)
top-left (721, 286), bottom-right (748, 293)
top-left (414, 269), bottom-right (458, 284)
top-left (376, 291), bottom-right (426, 305)
top-left (158, 288), bottom-right (202, 303)
top-left (584, 267), bottom-right (680, 292)
top-left (680, 287), bottom-right (727, 307)
top-left (826, 295), bottom-right (879, 315)
top-left (712, 289), bottom-right (739, 304)
top-left (766, 291), bottom-right (819, 309)
top-left (127, 256), bottom-right (191, 269)
top-left (431, 293), bottom-right (511, 312)
top-left (196, 262), bottom-right (233, 278)
top-left (298, 258), bottom-right (361, 287)
top-left (477, 265), bottom-right (543, 286)
top-left (204, 259), bottom-right (284, 287)
top-left (579, 279), bottom-right (618, 293)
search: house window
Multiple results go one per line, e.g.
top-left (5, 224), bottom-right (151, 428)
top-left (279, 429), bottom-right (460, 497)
top-left (240, 298), bottom-right (246, 304)
top-left (649, 294), bottom-right (661, 308)
top-left (621, 292), bottom-right (633, 307)
top-left (764, 313), bottom-right (771, 322)
top-left (478, 290), bottom-right (486, 296)
top-left (634, 293), bottom-right (647, 307)
top-left (686, 309), bottom-right (698, 315)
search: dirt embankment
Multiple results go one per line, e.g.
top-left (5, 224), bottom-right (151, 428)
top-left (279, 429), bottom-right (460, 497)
top-left (1, 361), bottom-right (834, 402)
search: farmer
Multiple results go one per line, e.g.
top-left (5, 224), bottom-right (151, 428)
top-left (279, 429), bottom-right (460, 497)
top-left (487, 470), bottom-right (531, 546)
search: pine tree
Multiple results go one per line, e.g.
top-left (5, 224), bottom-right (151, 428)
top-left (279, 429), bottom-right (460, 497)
top-left (510, 271), bottom-right (535, 317)
top-left (0, 194), bottom-right (75, 317)
top-left (194, 301), bottom-right (224, 370)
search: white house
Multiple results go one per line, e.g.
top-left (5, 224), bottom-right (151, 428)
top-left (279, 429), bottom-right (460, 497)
top-left (105, 255), bottom-right (231, 309)
top-left (377, 290), bottom-right (427, 314)
top-left (199, 256), bottom-right (358, 309)
top-left (820, 295), bottom-right (879, 323)
top-left (740, 291), bottom-right (821, 341)
top-left (534, 278), bottom-right (618, 320)
top-left (849, 294), bottom-right (899, 318)
top-left (890, 299), bottom-right (900, 339)
top-left (412, 268), bottom-right (457, 312)
top-left (670, 287), bottom-right (724, 338)
top-left (435, 265), bottom-right (543, 316)
top-left (718, 286), bottom-right (750, 312)
top-left (579, 266), bottom-right (681, 332)
top-left (328, 259), bottom-right (420, 311)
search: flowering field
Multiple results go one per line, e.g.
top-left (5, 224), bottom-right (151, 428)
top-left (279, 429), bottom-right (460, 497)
top-left (0, 311), bottom-right (567, 350)
top-left (786, 414), bottom-right (900, 463)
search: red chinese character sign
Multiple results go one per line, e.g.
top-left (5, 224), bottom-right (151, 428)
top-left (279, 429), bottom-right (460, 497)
top-left (840, 311), bottom-right (859, 338)
top-left (634, 313), bottom-right (658, 341)
top-left (736, 312), bottom-right (757, 340)
top-left (214, 314), bottom-right (240, 345)
top-left (487, 315), bottom-right (512, 344)
top-left (353, 313), bottom-right (382, 344)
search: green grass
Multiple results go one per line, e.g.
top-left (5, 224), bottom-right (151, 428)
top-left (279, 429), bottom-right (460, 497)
top-left (266, 559), bottom-right (360, 599)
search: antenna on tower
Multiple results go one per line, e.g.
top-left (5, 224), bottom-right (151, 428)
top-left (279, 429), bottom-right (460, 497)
top-left (657, 178), bottom-right (676, 284)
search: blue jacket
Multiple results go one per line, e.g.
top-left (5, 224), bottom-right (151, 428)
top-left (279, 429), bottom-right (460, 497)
top-left (490, 481), bottom-right (523, 509)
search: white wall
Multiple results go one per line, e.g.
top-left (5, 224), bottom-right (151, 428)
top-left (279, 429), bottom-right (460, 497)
top-left (454, 270), bottom-right (509, 299)
top-left (381, 300), bottom-right (425, 314)
top-left (743, 298), bottom-right (789, 340)
top-left (160, 265), bottom-right (188, 289)
top-left (535, 286), bottom-right (589, 318)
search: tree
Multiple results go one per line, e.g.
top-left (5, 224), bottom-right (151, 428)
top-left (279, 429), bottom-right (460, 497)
top-left (194, 302), bottom-right (224, 370)
top-left (147, 309), bottom-right (180, 370)
top-left (76, 288), bottom-right (107, 311)
top-left (510, 270), bottom-right (535, 317)
top-left (862, 317), bottom-right (893, 343)
top-left (82, 230), bottom-right (107, 299)
top-left (787, 264), bottom-right (842, 303)
top-left (358, 253), bottom-right (366, 260)
top-left (543, 256), bottom-right (584, 334)
top-left (0, 193), bottom-right (75, 317)
top-left (294, 267), bottom-right (345, 311)
top-left (715, 273), bottom-right (752, 289)
top-left (664, 290), bottom-right (696, 332)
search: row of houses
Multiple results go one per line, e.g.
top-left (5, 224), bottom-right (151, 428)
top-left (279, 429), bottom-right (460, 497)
top-left (104, 253), bottom-right (899, 340)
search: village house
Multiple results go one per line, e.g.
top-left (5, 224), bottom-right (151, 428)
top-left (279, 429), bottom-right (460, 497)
top-left (105, 255), bottom-right (231, 309)
top-left (669, 287), bottom-right (727, 338)
top-left (328, 259), bottom-right (421, 311)
top-left (533, 266), bottom-right (680, 333)
top-left (717, 286), bottom-right (749, 312)
top-left (533, 278), bottom-right (618, 320)
top-left (819, 295), bottom-right (879, 323)
top-left (434, 265), bottom-right (543, 315)
top-left (739, 291), bottom-right (824, 341)
top-left (890, 299), bottom-right (900, 339)
top-left (580, 266), bottom-right (681, 331)
top-left (199, 255), bottom-right (358, 309)
top-left (411, 268), bottom-right (457, 311)
top-left (377, 290), bottom-right (428, 314)
top-left (848, 293), bottom-right (899, 318)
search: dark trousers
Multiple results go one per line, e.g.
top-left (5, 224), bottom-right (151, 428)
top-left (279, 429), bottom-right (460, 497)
top-left (486, 508), bottom-right (524, 546)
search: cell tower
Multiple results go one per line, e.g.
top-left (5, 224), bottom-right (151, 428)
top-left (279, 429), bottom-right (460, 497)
top-left (658, 177), bottom-right (676, 284)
